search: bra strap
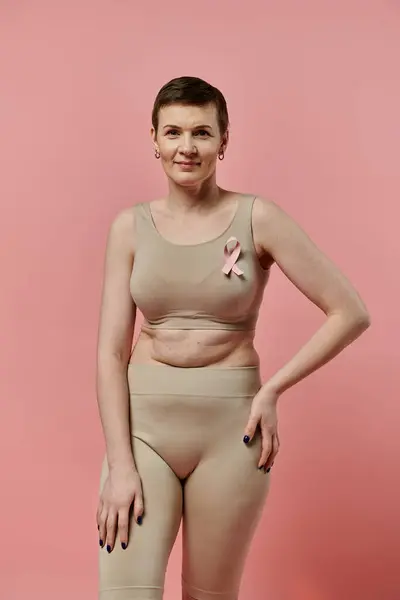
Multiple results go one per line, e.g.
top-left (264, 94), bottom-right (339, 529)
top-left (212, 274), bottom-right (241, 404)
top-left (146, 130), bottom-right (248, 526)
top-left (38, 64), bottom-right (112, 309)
top-left (133, 202), bottom-right (156, 243)
top-left (230, 194), bottom-right (257, 247)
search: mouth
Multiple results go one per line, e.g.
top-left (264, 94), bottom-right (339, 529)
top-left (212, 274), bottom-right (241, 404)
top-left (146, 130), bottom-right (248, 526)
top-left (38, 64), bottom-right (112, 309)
top-left (175, 161), bottom-right (200, 166)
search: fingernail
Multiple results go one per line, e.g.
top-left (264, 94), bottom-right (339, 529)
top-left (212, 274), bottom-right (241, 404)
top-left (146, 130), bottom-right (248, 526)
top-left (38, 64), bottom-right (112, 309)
top-left (265, 467), bottom-right (271, 474)
top-left (258, 465), bottom-right (264, 470)
top-left (137, 516), bottom-right (143, 525)
top-left (121, 542), bottom-right (127, 550)
top-left (243, 435), bottom-right (250, 444)
top-left (97, 525), bottom-right (99, 530)
top-left (99, 539), bottom-right (103, 547)
top-left (106, 545), bottom-right (112, 553)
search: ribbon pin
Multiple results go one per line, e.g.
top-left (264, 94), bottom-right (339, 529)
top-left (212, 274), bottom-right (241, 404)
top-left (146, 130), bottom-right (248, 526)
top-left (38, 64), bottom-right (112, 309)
top-left (222, 236), bottom-right (244, 276)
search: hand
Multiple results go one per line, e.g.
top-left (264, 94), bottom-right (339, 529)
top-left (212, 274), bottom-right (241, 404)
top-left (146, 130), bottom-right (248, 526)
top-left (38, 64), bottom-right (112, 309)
top-left (97, 464), bottom-right (144, 553)
top-left (243, 385), bottom-right (280, 472)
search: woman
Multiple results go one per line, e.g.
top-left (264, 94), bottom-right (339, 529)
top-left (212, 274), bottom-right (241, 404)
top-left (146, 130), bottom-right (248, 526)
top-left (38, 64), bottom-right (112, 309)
top-left (95, 76), bottom-right (370, 600)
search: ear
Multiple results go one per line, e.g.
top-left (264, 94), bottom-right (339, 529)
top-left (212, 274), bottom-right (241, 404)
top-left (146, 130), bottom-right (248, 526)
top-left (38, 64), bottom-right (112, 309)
top-left (150, 127), bottom-right (159, 152)
top-left (221, 129), bottom-right (229, 152)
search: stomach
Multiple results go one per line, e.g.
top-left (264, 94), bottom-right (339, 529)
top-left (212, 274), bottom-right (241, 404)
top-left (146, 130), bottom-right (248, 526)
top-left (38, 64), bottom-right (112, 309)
top-left (129, 326), bottom-right (260, 368)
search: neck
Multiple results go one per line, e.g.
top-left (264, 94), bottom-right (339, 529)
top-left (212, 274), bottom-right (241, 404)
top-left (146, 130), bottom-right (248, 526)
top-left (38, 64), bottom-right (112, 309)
top-left (166, 175), bottom-right (224, 214)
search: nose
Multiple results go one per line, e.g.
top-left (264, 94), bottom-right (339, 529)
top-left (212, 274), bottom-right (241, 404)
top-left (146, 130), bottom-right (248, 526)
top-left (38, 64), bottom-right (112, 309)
top-left (179, 133), bottom-right (197, 155)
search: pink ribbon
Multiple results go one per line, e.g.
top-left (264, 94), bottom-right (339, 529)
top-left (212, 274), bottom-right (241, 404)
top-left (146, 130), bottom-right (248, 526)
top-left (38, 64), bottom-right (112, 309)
top-left (222, 236), bottom-right (244, 276)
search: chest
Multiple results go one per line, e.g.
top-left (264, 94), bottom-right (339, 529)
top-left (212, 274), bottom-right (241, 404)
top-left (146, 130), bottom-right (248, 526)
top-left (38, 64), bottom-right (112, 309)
top-left (130, 240), bottom-right (267, 314)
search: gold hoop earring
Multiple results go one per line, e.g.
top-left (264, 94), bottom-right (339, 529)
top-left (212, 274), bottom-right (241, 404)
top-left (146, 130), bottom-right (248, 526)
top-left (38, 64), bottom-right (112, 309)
top-left (218, 150), bottom-right (225, 161)
top-left (154, 149), bottom-right (160, 159)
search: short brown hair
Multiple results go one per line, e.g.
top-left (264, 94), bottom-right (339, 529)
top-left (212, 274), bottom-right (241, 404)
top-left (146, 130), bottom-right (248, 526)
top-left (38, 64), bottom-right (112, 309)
top-left (152, 76), bottom-right (229, 135)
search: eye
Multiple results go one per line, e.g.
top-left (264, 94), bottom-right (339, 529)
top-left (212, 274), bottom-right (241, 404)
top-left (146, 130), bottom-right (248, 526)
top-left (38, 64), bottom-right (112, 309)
top-left (166, 129), bottom-right (179, 136)
top-left (194, 130), bottom-right (210, 137)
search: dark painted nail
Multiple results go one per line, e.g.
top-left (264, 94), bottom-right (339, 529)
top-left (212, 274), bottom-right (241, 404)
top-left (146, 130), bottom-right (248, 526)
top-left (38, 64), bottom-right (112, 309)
top-left (258, 465), bottom-right (264, 470)
top-left (137, 516), bottom-right (143, 525)
top-left (121, 542), bottom-right (127, 550)
top-left (99, 539), bottom-right (103, 547)
top-left (106, 545), bottom-right (112, 553)
top-left (97, 525), bottom-right (99, 530)
top-left (265, 467), bottom-right (271, 474)
top-left (243, 435), bottom-right (250, 444)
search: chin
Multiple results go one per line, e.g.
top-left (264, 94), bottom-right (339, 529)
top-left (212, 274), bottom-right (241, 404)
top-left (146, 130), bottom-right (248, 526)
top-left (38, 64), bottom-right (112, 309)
top-left (170, 173), bottom-right (204, 186)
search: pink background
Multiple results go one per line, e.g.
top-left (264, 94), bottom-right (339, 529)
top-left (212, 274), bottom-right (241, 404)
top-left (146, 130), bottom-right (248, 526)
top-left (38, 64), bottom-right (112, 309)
top-left (1, 1), bottom-right (399, 599)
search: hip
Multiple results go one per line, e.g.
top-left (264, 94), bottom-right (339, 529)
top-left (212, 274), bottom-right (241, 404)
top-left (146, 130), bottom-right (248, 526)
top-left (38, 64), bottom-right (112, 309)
top-left (127, 362), bottom-right (261, 397)
top-left (127, 363), bottom-right (262, 478)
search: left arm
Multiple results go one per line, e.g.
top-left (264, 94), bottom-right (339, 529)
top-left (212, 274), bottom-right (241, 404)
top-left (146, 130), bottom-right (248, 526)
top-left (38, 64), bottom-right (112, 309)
top-left (256, 198), bottom-right (371, 394)
top-left (244, 198), bottom-right (371, 470)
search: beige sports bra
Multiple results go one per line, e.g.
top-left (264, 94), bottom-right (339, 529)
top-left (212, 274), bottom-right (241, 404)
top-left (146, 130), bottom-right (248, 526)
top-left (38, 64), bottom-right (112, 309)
top-left (129, 194), bottom-right (270, 331)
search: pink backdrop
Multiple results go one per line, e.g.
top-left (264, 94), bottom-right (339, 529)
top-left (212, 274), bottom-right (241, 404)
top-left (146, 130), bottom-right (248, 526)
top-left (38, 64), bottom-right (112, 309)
top-left (1, 1), bottom-right (399, 599)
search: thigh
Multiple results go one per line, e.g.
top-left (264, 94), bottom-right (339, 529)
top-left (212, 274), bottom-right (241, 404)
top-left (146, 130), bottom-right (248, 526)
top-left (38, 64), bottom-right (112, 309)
top-left (181, 430), bottom-right (271, 600)
top-left (99, 437), bottom-right (183, 600)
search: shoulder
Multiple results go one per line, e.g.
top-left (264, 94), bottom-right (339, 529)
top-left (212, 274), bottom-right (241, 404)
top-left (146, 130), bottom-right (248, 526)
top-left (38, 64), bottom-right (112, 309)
top-left (252, 196), bottom-right (305, 245)
top-left (252, 197), bottom-right (285, 248)
top-left (107, 205), bottom-right (138, 256)
top-left (110, 205), bottom-right (137, 236)
top-left (252, 196), bottom-right (287, 225)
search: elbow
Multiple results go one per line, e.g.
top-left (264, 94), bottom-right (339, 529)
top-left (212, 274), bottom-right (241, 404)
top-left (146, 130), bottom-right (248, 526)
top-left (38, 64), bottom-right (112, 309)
top-left (340, 306), bottom-right (371, 335)
top-left (352, 300), bottom-right (371, 331)
top-left (97, 347), bottom-right (131, 371)
top-left (360, 310), bottom-right (371, 329)
top-left (329, 303), bottom-right (371, 334)
top-left (353, 311), bottom-right (371, 335)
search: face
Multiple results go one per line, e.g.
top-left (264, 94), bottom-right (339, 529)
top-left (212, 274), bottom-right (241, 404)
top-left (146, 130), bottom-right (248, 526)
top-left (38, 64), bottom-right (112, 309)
top-left (151, 103), bottom-right (228, 187)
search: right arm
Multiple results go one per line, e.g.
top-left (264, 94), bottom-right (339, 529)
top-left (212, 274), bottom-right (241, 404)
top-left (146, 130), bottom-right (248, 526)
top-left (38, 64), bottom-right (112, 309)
top-left (96, 207), bottom-right (136, 470)
top-left (96, 207), bottom-right (143, 552)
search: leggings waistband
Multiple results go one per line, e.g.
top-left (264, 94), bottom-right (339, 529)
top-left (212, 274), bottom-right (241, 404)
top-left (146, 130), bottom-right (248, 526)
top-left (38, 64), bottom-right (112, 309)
top-left (127, 363), bottom-right (261, 397)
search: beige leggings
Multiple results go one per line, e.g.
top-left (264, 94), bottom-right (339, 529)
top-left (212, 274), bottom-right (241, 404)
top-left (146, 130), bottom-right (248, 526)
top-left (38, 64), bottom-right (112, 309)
top-left (98, 364), bottom-right (271, 600)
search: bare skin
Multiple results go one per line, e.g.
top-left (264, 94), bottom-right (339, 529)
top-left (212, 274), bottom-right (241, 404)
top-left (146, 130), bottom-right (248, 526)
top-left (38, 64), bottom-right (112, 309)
top-left (96, 102), bottom-right (371, 553)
